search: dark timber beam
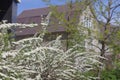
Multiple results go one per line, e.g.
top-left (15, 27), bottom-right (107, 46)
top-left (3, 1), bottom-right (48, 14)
top-left (0, 0), bottom-right (19, 23)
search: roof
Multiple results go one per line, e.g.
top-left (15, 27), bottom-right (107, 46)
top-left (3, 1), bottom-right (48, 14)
top-left (17, 4), bottom-right (74, 19)
top-left (15, 25), bottom-right (66, 36)
top-left (17, 3), bottom-right (84, 21)
top-left (16, 3), bottom-right (86, 37)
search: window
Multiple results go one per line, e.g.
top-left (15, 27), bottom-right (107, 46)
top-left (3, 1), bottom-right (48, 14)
top-left (41, 14), bottom-right (48, 25)
top-left (41, 12), bottom-right (52, 26)
top-left (83, 16), bottom-right (92, 28)
top-left (41, 15), bottom-right (47, 18)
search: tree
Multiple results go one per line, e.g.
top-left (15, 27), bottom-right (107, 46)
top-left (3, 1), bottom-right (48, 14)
top-left (0, 22), bottom-right (103, 80)
top-left (42, 0), bottom-right (92, 51)
top-left (89, 0), bottom-right (120, 66)
top-left (87, 0), bottom-right (120, 79)
top-left (42, 0), bottom-right (120, 79)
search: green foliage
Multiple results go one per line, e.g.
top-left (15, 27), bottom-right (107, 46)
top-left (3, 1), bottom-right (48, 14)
top-left (101, 70), bottom-right (117, 80)
top-left (101, 68), bottom-right (120, 80)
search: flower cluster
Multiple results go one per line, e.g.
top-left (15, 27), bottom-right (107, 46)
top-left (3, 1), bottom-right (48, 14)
top-left (0, 22), bottom-right (104, 80)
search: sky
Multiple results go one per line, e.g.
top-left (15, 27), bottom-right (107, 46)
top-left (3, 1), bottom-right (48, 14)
top-left (18, 0), bottom-right (66, 15)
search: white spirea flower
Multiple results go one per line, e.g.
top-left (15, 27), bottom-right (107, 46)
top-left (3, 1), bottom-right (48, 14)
top-left (0, 23), bottom-right (38, 29)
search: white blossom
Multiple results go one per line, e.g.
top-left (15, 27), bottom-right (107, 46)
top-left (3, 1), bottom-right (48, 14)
top-left (0, 22), bottom-right (104, 80)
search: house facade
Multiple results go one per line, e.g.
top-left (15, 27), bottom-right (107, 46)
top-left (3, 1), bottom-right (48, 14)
top-left (16, 3), bottom-right (100, 51)
top-left (16, 4), bottom-right (95, 36)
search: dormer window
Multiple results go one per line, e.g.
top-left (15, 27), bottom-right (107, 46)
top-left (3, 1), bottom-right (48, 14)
top-left (41, 15), bottom-right (47, 21)
top-left (41, 15), bottom-right (47, 24)
top-left (41, 12), bottom-right (51, 26)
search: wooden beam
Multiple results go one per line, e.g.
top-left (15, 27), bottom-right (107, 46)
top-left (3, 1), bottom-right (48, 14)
top-left (0, 0), bottom-right (18, 23)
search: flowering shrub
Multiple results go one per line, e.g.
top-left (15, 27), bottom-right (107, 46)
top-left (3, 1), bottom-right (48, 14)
top-left (0, 22), bottom-right (104, 80)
